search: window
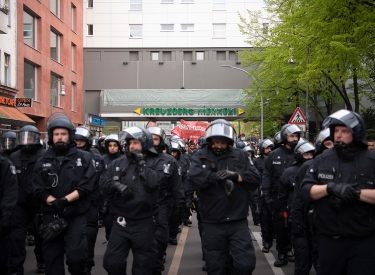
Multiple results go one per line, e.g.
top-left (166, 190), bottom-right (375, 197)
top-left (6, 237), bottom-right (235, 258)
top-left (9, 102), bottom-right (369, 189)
top-left (24, 61), bottom-right (37, 100)
top-left (213, 0), bottom-right (225, 10)
top-left (196, 52), bottom-right (204, 61)
top-left (88, 24), bottom-right (93, 35)
top-left (71, 4), bottom-right (76, 31)
top-left (71, 82), bottom-right (76, 111)
top-left (50, 74), bottom-right (62, 107)
top-left (71, 43), bottom-right (76, 71)
top-left (181, 0), bottom-right (194, 2)
top-left (130, 25), bottom-right (142, 38)
top-left (130, 0), bottom-right (142, 10)
top-left (23, 11), bottom-right (37, 48)
top-left (50, 0), bottom-right (59, 17)
top-left (151, 52), bottom-right (159, 61)
top-left (4, 54), bottom-right (10, 86)
top-left (213, 24), bottom-right (225, 37)
top-left (88, 0), bottom-right (93, 8)
top-left (262, 23), bottom-right (269, 34)
top-left (181, 24), bottom-right (194, 31)
top-left (50, 28), bottom-right (61, 62)
top-left (161, 0), bottom-right (174, 2)
top-left (161, 24), bottom-right (174, 31)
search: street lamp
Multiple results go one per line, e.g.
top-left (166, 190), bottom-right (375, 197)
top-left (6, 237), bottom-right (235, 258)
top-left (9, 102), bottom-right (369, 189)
top-left (221, 65), bottom-right (264, 140)
top-left (51, 78), bottom-right (66, 114)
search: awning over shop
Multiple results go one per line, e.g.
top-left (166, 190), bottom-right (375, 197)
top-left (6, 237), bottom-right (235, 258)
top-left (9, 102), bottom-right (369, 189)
top-left (0, 105), bottom-right (35, 126)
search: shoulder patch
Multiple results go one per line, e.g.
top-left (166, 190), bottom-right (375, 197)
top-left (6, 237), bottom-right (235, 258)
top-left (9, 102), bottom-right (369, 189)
top-left (10, 165), bottom-right (16, 175)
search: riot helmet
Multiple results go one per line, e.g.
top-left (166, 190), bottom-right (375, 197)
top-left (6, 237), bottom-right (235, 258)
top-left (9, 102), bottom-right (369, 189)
top-left (91, 136), bottom-right (99, 148)
top-left (273, 131), bottom-right (282, 147)
top-left (46, 112), bottom-right (75, 146)
top-left (148, 126), bottom-right (166, 153)
top-left (197, 136), bottom-right (206, 148)
top-left (17, 125), bottom-right (41, 152)
top-left (259, 139), bottom-right (274, 155)
top-left (98, 135), bottom-right (107, 154)
top-left (314, 128), bottom-right (333, 155)
top-left (280, 124), bottom-right (302, 149)
top-left (171, 135), bottom-right (186, 153)
top-left (119, 127), bottom-right (157, 155)
top-left (243, 145), bottom-right (255, 158)
top-left (74, 126), bottom-right (93, 150)
top-left (0, 131), bottom-right (17, 151)
top-left (170, 141), bottom-right (182, 159)
top-left (294, 139), bottom-right (315, 163)
top-left (104, 134), bottom-right (121, 158)
top-left (236, 141), bottom-right (246, 149)
top-left (205, 119), bottom-right (237, 145)
top-left (322, 109), bottom-right (366, 146)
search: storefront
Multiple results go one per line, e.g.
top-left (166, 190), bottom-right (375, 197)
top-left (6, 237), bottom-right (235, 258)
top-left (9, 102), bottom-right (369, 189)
top-left (87, 113), bottom-right (105, 136)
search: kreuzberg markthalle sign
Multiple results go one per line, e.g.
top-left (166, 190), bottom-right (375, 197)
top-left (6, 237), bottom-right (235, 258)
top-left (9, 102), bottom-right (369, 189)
top-left (134, 107), bottom-right (245, 116)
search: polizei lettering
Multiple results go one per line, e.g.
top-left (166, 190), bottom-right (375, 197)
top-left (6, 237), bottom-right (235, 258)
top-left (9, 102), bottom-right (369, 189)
top-left (318, 173), bottom-right (334, 180)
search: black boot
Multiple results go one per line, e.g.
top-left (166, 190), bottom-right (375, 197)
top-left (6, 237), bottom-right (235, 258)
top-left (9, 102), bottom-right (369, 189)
top-left (262, 242), bottom-right (271, 253)
top-left (287, 250), bottom-right (295, 262)
top-left (274, 253), bottom-right (288, 267)
top-left (169, 237), bottom-right (177, 245)
top-left (37, 262), bottom-right (45, 274)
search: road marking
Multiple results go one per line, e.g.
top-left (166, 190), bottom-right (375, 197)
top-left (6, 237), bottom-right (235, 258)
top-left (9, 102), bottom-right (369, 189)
top-left (252, 232), bottom-right (286, 275)
top-left (168, 225), bottom-right (190, 275)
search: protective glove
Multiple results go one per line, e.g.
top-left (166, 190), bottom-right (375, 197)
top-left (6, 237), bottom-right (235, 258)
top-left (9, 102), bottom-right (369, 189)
top-left (329, 195), bottom-right (343, 211)
top-left (129, 150), bottom-right (146, 168)
top-left (326, 182), bottom-right (358, 204)
top-left (61, 205), bottom-right (75, 217)
top-left (0, 215), bottom-right (13, 235)
top-left (216, 170), bottom-right (239, 181)
top-left (98, 200), bottom-right (110, 220)
top-left (221, 179), bottom-right (234, 197)
top-left (51, 197), bottom-right (69, 212)
top-left (40, 217), bottom-right (68, 242)
top-left (262, 192), bottom-right (273, 213)
top-left (113, 182), bottom-right (134, 200)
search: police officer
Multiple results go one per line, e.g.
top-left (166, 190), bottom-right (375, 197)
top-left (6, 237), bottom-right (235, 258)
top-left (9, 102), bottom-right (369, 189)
top-left (0, 156), bottom-right (18, 275)
top-left (188, 119), bottom-right (260, 274)
top-left (0, 131), bottom-right (18, 159)
top-left (100, 127), bottom-right (166, 275)
top-left (301, 110), bottom-right (375, 275)
top-left (262, 124), bottom-right (301, 266)
top-left (74, 126), bottom-right (105, 274)
top-left (33, 113), bottom-right (96, 275)
top-left (148, 126), bottom-right (184, 274)
top-left (8, 125), bottom-right (45, 275)
top-left (253, 138), bottom-right (274, 252)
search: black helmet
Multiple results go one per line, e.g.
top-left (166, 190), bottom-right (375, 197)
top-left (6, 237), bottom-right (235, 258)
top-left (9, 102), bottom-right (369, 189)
top-left (74, 126), bottom-right (93, 150)
top-left (273, 131), bottom-right (282, 146)
top-left (315, 128), bottom-right (332, 155)
top-left (119, 127), bottom-right (157, 154)
top-left (322, 109), bottom-right (366, 145)
top-left (198, 136), bottom-right (206, 147)
top-left (170, 141), bottom-right (182, 153)
top-left (280, 124), bottom-right (302, 143)
top-left (243, 145), bottom-right (255, 155)
top-left (205, 119), bottom-right (237, 145)
top-left (294, 139), bottom-right (316, 162)
top-left (104, 134), bottom-right (120, 157)
top-left (91, 136), bottom-right (99, 148)
top-left (236, 141), bottom-right (246, 149)
top-left (148, 126), bottom-right (166, 153)
top-left (259, 138), bottom-right (274, 155)
top-left (46, 112), bottom-right (75, 145)
top-left (171, 135), bottom-right (186, 152)
top-left (17, 125), bottom-right (41, 146)
top-left (1, 131), bottom-right (17, 150)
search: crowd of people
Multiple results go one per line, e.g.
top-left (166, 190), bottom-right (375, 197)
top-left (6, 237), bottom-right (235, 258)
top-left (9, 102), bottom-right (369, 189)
top-left (0, 109), bottom-right (374, 275)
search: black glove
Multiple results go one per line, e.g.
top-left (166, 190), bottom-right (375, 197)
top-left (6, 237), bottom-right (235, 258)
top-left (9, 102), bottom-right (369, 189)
top-left (216, 170), bottom-right (239, 181)
top-left (129, 150), bottom-right (146, 168)
top-left (61, 205), bottom-right (75, 217)
top-left (51, 197), bottom-right (69, 212)
top-left (39, 217), bottom-right (68, 242)
top-left (221, 179), bottom-right (234, 197)
top-left (327, 182), bottom-right (358, 204)
top-left (98, 200), bottom-right (110, 220)
top-left (113, 182), bottom-right (134, 200)
top-left (0, 215), bottom-right (13, 235)
top-left (291, 223), bottom-right (305, 237)
top-left (329, 195), bottom-right (343, 211)
top-left (262, 192), bottom-right (273, 213)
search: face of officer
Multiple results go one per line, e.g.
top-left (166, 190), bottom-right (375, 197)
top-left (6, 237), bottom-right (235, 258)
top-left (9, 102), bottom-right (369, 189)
top-left (129, 139), bottom-right (142, 152)
top-left (264, 146), bottom-right (272, 155)
top-left (75, 139), bottom-right (86, 148)
top-left (152, 134), bottom-right (161, 146)
top-left (368, 141), bottom-right (375, 151)
top-left (302, 152), bottom-right (314, 160)
top-left (108, 141), bottom-right (119, 153)
top-left (53, 128), bottom-right (69, 144)
top-left (285, 133), bottom-right (299, 149)
top-left (334, 126), bottom-right (353, 144)
top-left (171, 150), bottom-right (178, 158)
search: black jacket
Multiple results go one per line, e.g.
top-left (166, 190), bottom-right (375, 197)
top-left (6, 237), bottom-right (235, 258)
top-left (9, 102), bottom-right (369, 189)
top-left (188, 146), bottom-right (261, 223)
top-left (33, 145), bottom-right (96, 214)
top-left (301, 147), bottom-right (375, 237)
top-left (99, 154), bottom-right (167, 219)
top-left (0, 156), bottom-right (18, 217)
top-left (10, 147), bottom-right (45, 208)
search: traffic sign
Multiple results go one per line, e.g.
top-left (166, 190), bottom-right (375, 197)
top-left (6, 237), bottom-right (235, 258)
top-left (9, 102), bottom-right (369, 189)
top-left (288, 107), bottom-right (307, 124)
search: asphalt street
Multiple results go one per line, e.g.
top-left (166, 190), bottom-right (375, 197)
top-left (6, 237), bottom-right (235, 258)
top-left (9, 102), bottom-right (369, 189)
top-left (23, 213), bottom-right (317, 275)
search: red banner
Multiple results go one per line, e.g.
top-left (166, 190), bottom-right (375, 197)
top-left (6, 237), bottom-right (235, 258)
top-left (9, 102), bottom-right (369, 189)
top-left (171, 120), bottom-right (210, 143)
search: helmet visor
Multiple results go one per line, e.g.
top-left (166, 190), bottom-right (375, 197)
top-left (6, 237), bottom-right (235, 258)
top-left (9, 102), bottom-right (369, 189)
top-left (262, 139), bottom-right (274, 149)
top-left (1, 138), bottom-right (16, 150)
top-left (17, 132), bottom-right (40, 146)
top-left (75, 127), bottom-right (93, 140)
top-left (322, 109), bottom-right (358, 130)
top-left (295, 142), bottom-right (316, 155)
top-left (205, 123), bottom-right (236, 143)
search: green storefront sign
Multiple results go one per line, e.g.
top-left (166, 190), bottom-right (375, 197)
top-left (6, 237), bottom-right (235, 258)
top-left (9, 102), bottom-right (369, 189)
top-left (134, 107), bottom-right (244, 116)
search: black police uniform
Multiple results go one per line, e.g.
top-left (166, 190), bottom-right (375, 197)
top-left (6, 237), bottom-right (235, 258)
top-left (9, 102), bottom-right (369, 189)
top-left (301, 147), bottom-right (375, 275)
top-left (8, 146), bottom-right (45, 274)
top-left (33, 144), bottom-right (96, 275)
top-left (189, 146), bottom-right (260, 274)
top-left (0, 157), bottom-right (18, 275)
top-left (247, 156), bottom-right (261, 226)
top-left (100, 153), bottom-right (167, 275)
top-left (262, 146), bottom-right (295, 259)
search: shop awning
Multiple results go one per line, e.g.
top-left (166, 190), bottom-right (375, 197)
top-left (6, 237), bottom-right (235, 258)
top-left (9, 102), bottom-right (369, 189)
top-left (0, 105), bottom-right (35, 126)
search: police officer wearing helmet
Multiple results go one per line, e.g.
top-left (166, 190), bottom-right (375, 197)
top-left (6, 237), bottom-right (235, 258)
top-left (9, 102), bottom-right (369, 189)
top-left (301, 110), bottom-right (375, 275)
top-left (74, 126), bottom-right (105, 273)
top-left (188, 119), bottom-right (260, 274)
top-left (262, 124), bottom-right (301, 266)
top-left (8, 125), bottom-right (45, 274)
top-left (0, 152), bottom-right (18, 274)
top-left (148, 126), bottom-right (184, 274)
top-left (0, 131), bottom-right (18, 159)
top-left (32, 113), bottom-right (96, 275)
top-left (100, 127), bottom-right (167, 275)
